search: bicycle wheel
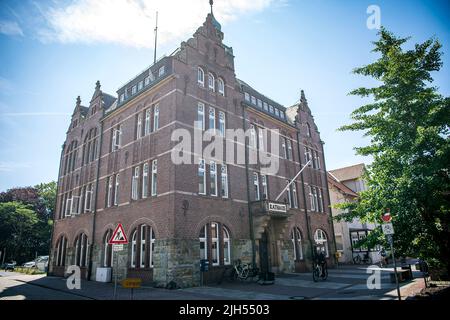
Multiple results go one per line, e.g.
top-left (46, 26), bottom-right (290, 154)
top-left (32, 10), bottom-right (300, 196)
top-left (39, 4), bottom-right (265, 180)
top-left (321, 264), bottom-right (328, 280)
top-left (353, 255), bottom-right (361, 264)
top-left (366, 256), bottom-right (373, 265)
top-left (312, 266), bottom-right (320, 282)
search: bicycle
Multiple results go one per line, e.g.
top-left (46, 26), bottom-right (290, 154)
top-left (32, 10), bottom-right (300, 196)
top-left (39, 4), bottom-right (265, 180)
top-left (353, 252), bottom-right (373, 265)
top-left (229, 259), bottom-right (259, 282)
top-left (312, 260), bottom-right (328, 282)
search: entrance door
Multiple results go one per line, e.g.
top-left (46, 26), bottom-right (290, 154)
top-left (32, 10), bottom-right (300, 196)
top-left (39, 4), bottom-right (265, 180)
top-left (259, 230), bottom-right (270, 273)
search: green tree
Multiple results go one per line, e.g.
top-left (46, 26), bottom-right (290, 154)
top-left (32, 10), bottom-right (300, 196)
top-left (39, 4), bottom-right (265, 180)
top-left (338, 28), bottom-right (450, 275)
top-left (35, 181), bottom-right (57, 220)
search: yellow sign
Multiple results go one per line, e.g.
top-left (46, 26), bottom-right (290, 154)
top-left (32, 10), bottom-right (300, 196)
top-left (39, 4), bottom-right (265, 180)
top-left (121, 278), bottom-right (142, 289)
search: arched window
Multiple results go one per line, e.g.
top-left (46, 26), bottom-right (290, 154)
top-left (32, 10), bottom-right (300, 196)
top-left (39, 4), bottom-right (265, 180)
top-left (198, 222), bottom-right (232, 266)
top-left (74, 233), bottom-right (89, 267)
top-left (83, 128), bottom-right (98, 165)
top-left (64, 141), bottom-right (78, 174)
top-left (306, 123), bottom-right (312, 137)
top-left (314, 229), bottom-right (329, 257)
top-left (55, 236), bottom-right (67, 266)
top-left (217, 78), bottom-right (225, 96)
top-left (208, 72), bottom-right (215, 91)
top-left (291, 228), bottom-right (303, 260)
top-left (198, 67), bottom-right (205, 87)
top-left (130, 225), bottom-right (155, 269)
top-left (103, 229), bottom-right (113, 267)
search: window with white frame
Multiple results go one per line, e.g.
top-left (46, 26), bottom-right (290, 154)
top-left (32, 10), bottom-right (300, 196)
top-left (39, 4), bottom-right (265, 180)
top-left (309, 186), bottom-right (315, 211)
top-left (71, 195), bottom-right (80, 215)
top-left (263, 102), bottom-right (268, 111)
top-left (106, 176), bottom-right (113, 208)
top-left (291, 228), bottom-right (303, 260)
top-left (199, 225), bottom-right (207, 260)
top-left (282, 138), bottom-right (287, 159)
top-left (140, 224), bottom-right (146, 268)
top-left (261, 175), bottom-right (268, 200)
top-left (120, 93), bottom-right (125, 103)
top-left (244, 92), bottom-right (250, 102)
top-left (251, 96), bottom-right (256, 105)
top-left (318, 188), bottom-right (324, 212)
top-left (253, 173), bottom-right (260, 201)
top-left (209, 107), bottom-right (215, 131)
top-left (151, 160), bottom-right (157, 196)
top-left (223, 226), bottom-right (231, 265)
top-left (74, 233), bottom-right (88, 267)
top-left (211, 223), bottom-right (220, 266)
top-left (292, 182), bottom-right (298, 208)
top-left (313, 187), bottom-right (319, 212)
top-left (218, 78), bottom-right (225, 96)
top-left (257, 99), bottom-right (262, 108)
top-left (218, 111), bottom-right (225, 137)
top-left (280, 111), bottom-right (285, 119)
top-left (132, 85), bottom-right (137, 95)
top-left (138, 81), bottom-right (143, 91)
top-left (210, 161), bottom-right (217, 196)
top-left (198, 67), bottom-right (205, 87)
top-left (55, 236), bottom-right (67, 266)
top-left (132, 166), bottom-right (140, 200)
top-left (103, 230), bottom-right (113, 267)
top-left (158, 66), bottom-right (165, 77)
top-left (144, 76), bottom-right (150, 86)
top-left (275, 109), bottom-right (280, 117)
top-left (85, 184), bottom-right (93, 212)
top-left (198, 158), bottom-right (206, 195)
top-left (144, 109), bottom-right (151, 135)
top-left (208, 72), bottom-right (215, 91)
top-left (287, 139), bottom-right (293, 160)
top-left (304, 147), bottom-right (312, 166)
top-left (114, 174), bottom-right (119, 206)
top-left (269, 105), bottom-right (274, 113)
top-left (249, 124), bottom-right (257, 148)
top-left (136, 114), bottom-right (142, 139)
top-left (287, 180), bottom-right (293, 208)
top-left (112, 125), bottom-right (122, 151)
top-left (65, 197), bottom-right (72, 217)
top-left (221, 165), bottom-right (228, 198)
top-left (153, 104), bottom-right (159, 131)
top-left (258, 127), bottom-right (265, 151)
top-left (306, 123), bottom-right (312, 137)
top-left (197, 103), bottom-right (205, 130)
top-left (314, 229), bottom-right (329, 257)
top-left (142, 163), bottom-right (149, 198)
top-left (131, 230), bottom-right (137, 268)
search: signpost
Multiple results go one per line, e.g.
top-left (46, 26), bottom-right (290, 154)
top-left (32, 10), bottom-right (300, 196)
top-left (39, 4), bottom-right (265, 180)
top-left (121, 278), bottom-right (142, 300)
top-left (109, 223), bottom-right (128, 299)
top-left (381, 211), bottom-right (401, 301)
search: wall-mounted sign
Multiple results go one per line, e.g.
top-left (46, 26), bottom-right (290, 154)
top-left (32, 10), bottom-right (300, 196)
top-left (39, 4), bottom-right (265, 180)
top-left (268, 202), bottom-right (287, 213)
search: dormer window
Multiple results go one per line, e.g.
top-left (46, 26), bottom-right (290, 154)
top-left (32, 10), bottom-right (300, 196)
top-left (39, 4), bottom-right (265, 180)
top-left (158, 66), bottom-right (165, 77)
top-left (132, 85), bottom-right (137, 95)
top-left (263, 102), bottom-right (268, 111)
top-left (269, 105), bottom-right (274, 114)
top-left (208, 73), bottom-right (215, 91)
top-left (218, 78), bottom-right (225, 96)
top-left (251, 96), bottom-right (256, 105)
top-left (257, 99), bottom-right (262, 109)
top-left (120, 93), bottom-right (125, 103)
top-left (275, 109), bottom-right (280, 117)
top-left (244, 92), bottom-right (250, 102)
top-left (198, 67), bottom-right (205, 87)
top-left (280, 111), bottom-right (285, 119)
top-left (138, 81), bottom-right (143, 91)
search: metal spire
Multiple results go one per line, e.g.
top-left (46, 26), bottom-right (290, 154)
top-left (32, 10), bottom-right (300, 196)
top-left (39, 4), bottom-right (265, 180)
top-left (154, 11), bottom-right (158, 64)
top-left (210, 0), bottom-right (213, 15)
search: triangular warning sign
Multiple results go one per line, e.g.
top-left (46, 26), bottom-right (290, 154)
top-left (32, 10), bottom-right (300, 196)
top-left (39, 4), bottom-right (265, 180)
top-left (109, 223), bottom-right (128, 244)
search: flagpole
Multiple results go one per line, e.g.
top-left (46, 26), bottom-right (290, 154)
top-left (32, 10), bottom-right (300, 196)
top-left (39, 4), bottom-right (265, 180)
top-left (275, 159), bottom-right (312, 201)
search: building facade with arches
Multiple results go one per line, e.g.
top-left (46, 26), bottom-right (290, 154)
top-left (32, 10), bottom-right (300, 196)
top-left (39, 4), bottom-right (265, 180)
top-left (49, 12), bottom-right (335, 287)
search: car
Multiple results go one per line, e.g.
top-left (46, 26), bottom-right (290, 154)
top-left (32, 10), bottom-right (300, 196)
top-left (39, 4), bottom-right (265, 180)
top-left (23, 261), bottom-right (36, 268)
top-left (4, 261), bottom-right (16, 271)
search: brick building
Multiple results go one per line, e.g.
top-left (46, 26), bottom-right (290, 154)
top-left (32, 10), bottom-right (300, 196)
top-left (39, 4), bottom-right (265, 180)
top-left (49, 11), bottom-right (336, 288)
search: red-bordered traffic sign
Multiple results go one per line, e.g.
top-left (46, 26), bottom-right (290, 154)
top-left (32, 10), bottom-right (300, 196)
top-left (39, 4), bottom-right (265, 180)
top-left (109, 223), bottom-right (128, 244)
top-left (382, 208), bottom-right (392, 223)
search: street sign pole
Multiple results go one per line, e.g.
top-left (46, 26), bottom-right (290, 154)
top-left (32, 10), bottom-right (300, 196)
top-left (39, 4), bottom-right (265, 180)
top-left (113, 249), bottom-right (118, 300)
top-left (388, 235), bottom-right (401, 301)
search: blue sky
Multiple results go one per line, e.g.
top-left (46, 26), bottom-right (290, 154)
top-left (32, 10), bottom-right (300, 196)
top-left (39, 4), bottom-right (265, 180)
top-left (0, 0), bottom-right (449, 191)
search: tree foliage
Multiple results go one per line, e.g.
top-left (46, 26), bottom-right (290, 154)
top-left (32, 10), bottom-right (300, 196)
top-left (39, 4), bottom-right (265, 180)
top-left (0, 182), bottom-right (56, 264)
top-left (337, 28), bottom-right (450, 274)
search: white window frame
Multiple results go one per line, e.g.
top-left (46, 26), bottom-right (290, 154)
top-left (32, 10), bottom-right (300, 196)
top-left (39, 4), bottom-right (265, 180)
top-left (291, 228), bottom-right (303, 260)
top-left (313, 187), bottom-right (319, 212)
top-left (136, 114), bottom-right (142, 139)
top-left (151, 160), bottom-right (157, 196)
top-left (318, 188), bottom-right (324, 212)
top-left (258, 127), bottom-right (264, 151)
top-left (282, 139), bottom-right (287, 159)
top-left (142, 163), bottom-right (149, 198)
top-left (106, 177), bottom-right (113, 208)
top-left (144, 109), bottom-right (151, 135)
top-left (197, 103), bottom-right (205, 130)
top-left (208, 72), bottom-right (215, 91)
top-left (261, 175), bottom-right (268, 200)
top-left (221, 165), bottom-right (228, 198)
top-left (209, 107), bottom-right (215, 131)
top-left (287, 139), bottom-right (293, 160)
top-left (251, 96), bottom-right (256, 105)
top-left (223, 226), bottom-right (231, 265)
top-left (244, 92), bottom-right (250, 102)
top-left (305, 147), bottom-right (312, 167)
top-left (287, 180), bottom-right (293, 208)
top-left (211, 222), bottom-right (220, 266)
top-left (153, 104), bottom-right (159, 131)
top-left (292, 182), bottom-right (298, 208)
top-left (132, 167), bottom-right (139, 200)
top-left (132, 85), bottom-right (137, 95)
top-left (150, 228), bottom-right (155, 267)
top-left (257, 99), bottom-right (263, 109)
top-left (198, 158), bottom-right (206, 195)
top-left (253, 173), bottom-right (260, 201)
top-left (198, 67), bottom-right (205, 87)
top-left (218, 111), bottom-right (225, 137)
top-left (199, 225), bottom-right (207, 260)
top-left (249, 124), bottom-right (257, 148)
top-left (140, 225), bottom-right (146, 268)
top-left (114, 174), bottom-right (119, 206)
top-left (309, 186), bottom-right (315, 211)
top-left (84, 184), bottom-right (93, 212)
top-left (131, 230), bottom-right (137, 268)
top-left (65, 197), bottom-right (72, 217)
top-left (158, 66), bottom-right (165, 77)
top-left (138, 81), bottom-right (143, 91)
top-left (210, 161), bottom-right (217, 196)
top-left (218, 78), bottom-right (225, 96)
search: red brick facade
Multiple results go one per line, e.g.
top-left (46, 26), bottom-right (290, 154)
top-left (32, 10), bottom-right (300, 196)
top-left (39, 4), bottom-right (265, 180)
top-left (49, 13), bottom-right (335, 288)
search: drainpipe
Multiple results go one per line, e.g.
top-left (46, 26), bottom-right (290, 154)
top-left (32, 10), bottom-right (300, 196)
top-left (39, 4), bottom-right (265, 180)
top-left (48, 144), bottom-right (65, 276)
top-left (87, 120), bottom-right (104, 281)
top-left (242, 104), bottom-right (256, 268)
top-left (296, 130), bottom-right (314, 263)
top-left (320, 140), bottom-right (338, 264)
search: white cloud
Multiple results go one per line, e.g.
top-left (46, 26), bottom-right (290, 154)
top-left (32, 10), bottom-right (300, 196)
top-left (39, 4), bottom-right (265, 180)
top-left (0, 20), bottom-right (23, 37)
top-left (0, 162), bottom-right (31, 172)
top-left (39, 0), bottom-right (280, 48)
top-left (0, 112), bottom-right (71, 117)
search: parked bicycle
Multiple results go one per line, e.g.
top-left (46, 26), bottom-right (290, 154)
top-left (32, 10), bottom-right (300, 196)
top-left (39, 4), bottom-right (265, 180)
top-left (353, 252), bottom-right (373, 265)
top-left (230, 259), bottom-right (259, 282)
top-left (312, 260), bottom-right (328, 282)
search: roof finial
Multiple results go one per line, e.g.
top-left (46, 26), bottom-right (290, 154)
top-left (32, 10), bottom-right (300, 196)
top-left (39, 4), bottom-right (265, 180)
top-left (96, 80), bottom-right (101, 90)
top-left (210, 0), bottom-right (214, 15)
top-left (300, 89), bottom-right (306, 102)
top-left (76, 96), bottom-right (81, 106)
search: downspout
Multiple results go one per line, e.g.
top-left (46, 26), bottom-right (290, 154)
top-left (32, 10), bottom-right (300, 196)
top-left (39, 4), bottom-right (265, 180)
top-left (87, 120), bottom-right (104, 281)
top-left (320, 141), bottom-right (338, 264)
top-left (242, 104), bottom-right (256, 268)
top-left (47, 144), bottom-right (65, 275)
top-left (296, 131), bottom-right (314, 263)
